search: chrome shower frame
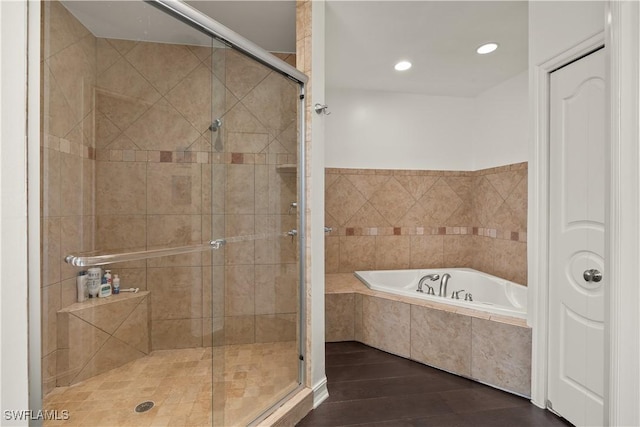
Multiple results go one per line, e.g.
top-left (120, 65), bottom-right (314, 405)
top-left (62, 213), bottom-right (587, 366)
top-left (28, 0), bottom-right (309, 423)
top-left (146, 1), bottom-right (310, 423)
top-left (144, 2), bottom-right (310, 423)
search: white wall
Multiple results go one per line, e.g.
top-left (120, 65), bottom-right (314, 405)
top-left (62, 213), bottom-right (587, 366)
top-left (309, 0), bottom-right (328, 408)
top-left (325, 74), bottom-right (528, 171)
top-left (1, 1), bottom-right (31, 424)
top-left (473, 71), bottom-right (529, 170)
top-left (323, 3), bottom-right (603, 173)
top-left (529, 1), bottom-right (604, 66)
top-left (325, 89), bottom-right (476, 170)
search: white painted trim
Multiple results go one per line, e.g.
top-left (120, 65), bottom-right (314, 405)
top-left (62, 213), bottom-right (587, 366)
top-left (312, 377), bottom-right (329, 408)
top-left (0, 0), bottom-right (4, 415)
top-left (309, 0), bottom-right (327, 405)
top-left (0, 0), bottom-right (30, 422)
top-left (528, 32), bottom-right (605, 409)
top-left (606, 2), bottom-right (640, 425)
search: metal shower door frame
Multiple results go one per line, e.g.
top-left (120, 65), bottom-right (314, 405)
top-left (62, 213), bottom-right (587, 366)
top-left (148, 0), bottom-right (310, 411)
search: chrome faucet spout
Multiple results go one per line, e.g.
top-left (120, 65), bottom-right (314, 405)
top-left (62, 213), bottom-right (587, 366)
top-left (439, 273), bottom-right (452, 298)
top-left (417, 274), bottom-right (440, 293)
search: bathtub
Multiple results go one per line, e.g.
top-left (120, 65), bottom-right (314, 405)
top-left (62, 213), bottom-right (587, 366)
top-left (354, 268), bottom-right (527, 319)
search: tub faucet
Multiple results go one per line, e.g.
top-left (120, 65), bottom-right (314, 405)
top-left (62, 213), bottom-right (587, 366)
top-left (417, 274), bottom-right (439, 294)
top-left (451, 289), bottom-right (466, 300)
top-left (439, 273), bottom-right (451, 298)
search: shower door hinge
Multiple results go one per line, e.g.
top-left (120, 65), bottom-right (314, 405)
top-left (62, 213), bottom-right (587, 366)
top-left (299, 354), bottom-right (304, 361)
top-left (299, 94), bottom-right (305, 100)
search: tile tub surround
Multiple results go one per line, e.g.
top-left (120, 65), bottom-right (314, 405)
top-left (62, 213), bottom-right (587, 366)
top-left (41, 0), bottom-right (300, 394)
top-left (324, 274), bottom-right (532, 397)
top-left (324, 163), bottom-right (527, 285)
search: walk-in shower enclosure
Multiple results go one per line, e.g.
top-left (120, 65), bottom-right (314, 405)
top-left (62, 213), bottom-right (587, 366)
top-left (40, 0), bottom-right (307, 424)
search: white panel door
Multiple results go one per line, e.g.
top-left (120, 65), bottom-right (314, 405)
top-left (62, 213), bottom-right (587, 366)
top-left (548, 48), bottom-right (605, 427)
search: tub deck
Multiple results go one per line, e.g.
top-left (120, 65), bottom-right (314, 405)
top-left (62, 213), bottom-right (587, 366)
top-left (326, 273), bottom-right (527, 328)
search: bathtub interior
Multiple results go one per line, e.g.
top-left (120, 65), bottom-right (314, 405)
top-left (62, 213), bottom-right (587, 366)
top-left (355, 268), bottom-right (528, 316)
top-left (361, 269), bottom-right (424, 290)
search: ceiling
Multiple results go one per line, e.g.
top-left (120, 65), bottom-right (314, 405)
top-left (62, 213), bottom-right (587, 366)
top-left (60, 1), bottom-right (296, 52)
top-left (61, 1), bottom-right (527, 98)
top-left (326, 1), bottom-right (528, 97)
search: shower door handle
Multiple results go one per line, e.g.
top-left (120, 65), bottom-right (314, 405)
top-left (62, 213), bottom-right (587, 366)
top-left (287, 229), bottom-right (297, 242)
top-left (583, 269), bottom-right (602, 283)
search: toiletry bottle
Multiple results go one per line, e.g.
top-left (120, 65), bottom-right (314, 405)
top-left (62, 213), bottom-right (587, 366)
top-left (112, 274), bottom-right (120, 294)
top-left (76, 271), bottom-right (87, 303)
top-left (88, 267), bottom-right (101, 298)
top-left (99, 282), bottom-right (112, 298)
top-left (88, 279), bottom-right (100, 298)
top-left (104, 269), bottom-right (112, 286)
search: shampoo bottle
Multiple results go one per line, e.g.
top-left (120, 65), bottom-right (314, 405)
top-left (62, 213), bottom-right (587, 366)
top-left (76, 271), bottom-right (87, 303)
top-left (87, 267), bottom-right (101, 298)
top-left (112, 274), bottom-right (120, 294)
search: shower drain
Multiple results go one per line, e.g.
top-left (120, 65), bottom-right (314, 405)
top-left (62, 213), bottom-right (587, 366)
top-left (134, 401), bottom-right (155, 413)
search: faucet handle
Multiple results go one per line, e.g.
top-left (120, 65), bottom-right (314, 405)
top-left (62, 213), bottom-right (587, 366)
top-left (451, 289), bottom-right (466, 299)
top-left (464, 293), bottom-right (473, 301)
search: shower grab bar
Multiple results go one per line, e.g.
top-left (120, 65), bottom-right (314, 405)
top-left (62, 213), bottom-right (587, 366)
top-left (64, 231), bottom-right (293, 267)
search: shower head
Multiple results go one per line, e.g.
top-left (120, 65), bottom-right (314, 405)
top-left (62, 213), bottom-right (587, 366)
top-left (209, 118), bottom-right (222, 132)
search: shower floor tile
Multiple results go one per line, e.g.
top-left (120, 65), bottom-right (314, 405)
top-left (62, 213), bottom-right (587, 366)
top-left (43, 341), bottom-right (298, 427)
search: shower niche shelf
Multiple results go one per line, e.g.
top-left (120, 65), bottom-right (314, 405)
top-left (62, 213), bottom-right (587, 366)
top-left (276, 164), bottom-right (297, 173)
top-left (56, 291), bottom-right (150, 387)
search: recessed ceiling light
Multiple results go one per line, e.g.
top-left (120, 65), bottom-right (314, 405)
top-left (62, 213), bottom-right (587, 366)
top-left (394, 61), bottom-right (412, 71)
top-left (477, 43), bottom-right (499, 55)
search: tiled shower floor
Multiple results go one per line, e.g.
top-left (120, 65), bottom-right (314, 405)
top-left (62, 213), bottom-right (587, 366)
top-left (43, 342), bottom-right (299, 427)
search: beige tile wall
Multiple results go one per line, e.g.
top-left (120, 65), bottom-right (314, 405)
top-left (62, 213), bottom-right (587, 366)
top-left (56, 292), bottom-right (150, 386)
top-left (41, 0), bottom-right (97, 395)
top-left (296, 0), bottom-right (315, 393)
top-left (325, 163), bottom-right (528, 284)
top-left (42, 0), bottom-right (300, 395)
top-left (92, 40), bottom-right (299, 351)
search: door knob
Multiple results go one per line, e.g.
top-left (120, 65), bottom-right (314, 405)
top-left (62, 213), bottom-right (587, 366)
top-left (583, 269), bottom-right (603, 283)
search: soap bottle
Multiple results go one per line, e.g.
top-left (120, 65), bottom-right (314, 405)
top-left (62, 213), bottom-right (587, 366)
top-left (99, 282), bottom-right (112, 298)
top-left (76, 271), bottom-right (87, 303)
top-left (103, 270), bottom-right (112, 286)
top-left (112, 274), bottom-right (120, 294)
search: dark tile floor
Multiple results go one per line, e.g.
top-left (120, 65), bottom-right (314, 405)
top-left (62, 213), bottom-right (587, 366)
top-left (298, 342), bottom-right (571, 427)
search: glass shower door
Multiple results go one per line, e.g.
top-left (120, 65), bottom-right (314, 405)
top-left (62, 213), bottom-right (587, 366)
top-left (207, 45), bottom-right (302, 425)
top-left (41, 1), bottom-right (223, 425)
top-left (40, 1), bottom-right (304, 425)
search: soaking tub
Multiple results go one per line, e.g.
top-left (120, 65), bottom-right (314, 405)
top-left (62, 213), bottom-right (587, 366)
top-left (354, 268), bottom-right (527, 319)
